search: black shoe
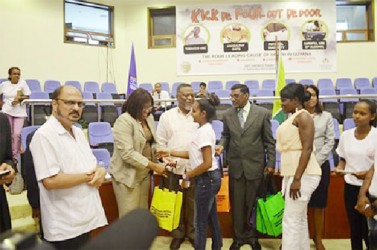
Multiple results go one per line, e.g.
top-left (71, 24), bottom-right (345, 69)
top-left (170, 238), bottom-right (184, 250)
top-left (229, 241), bottom-right (242, 250)
top-left (248, 240), bottom-right (261, 250)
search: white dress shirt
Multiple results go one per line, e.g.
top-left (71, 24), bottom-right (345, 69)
top-left (30, 116), bottom-right (107, 241)
top-left (156, 107), bottom-right (198, 174)
top-left (152, 90), bottom-right (170, 108)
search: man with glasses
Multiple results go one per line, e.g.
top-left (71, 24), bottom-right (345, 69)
top-left (156, 83), bottom-right (198, 249)
top-left (216, 84), bottom-right (275, 250)
top-left (30, 85), bottom-right (107, 250)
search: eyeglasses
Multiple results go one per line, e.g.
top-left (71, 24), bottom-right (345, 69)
top-left (143, 105), bottom-right (153, 111)
top-left (57, 99), bottom-right (85, 108)
top-left (230, 93), bottom-right (244, 99)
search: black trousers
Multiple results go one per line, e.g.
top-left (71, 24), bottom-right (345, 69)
top-left (344, 183), bottom-right (369, 250)
top-left (47, 232), bottom-right (90, 250)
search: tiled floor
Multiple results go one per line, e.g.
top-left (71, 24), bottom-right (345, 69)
top-left (151, 236), bottom-right (352, 250)
top-left (7, 191), bottom-right (356, 250)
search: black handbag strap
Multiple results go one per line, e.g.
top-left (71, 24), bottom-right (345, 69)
top-left (260, 173), bottom-right (277, 200)
top-left (159, 171), bottom-right (175, 191)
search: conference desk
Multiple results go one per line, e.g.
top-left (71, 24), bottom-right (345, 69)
top-left (96, 174), bottom-right (349, 239)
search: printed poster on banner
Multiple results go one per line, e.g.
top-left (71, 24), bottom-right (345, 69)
top-left (176, 2), bottom-right (336, 75)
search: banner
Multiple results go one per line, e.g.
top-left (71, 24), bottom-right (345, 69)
top-left (127, 43), bottom-right (137, 96)
top-left (176, 2), bottom-right (336, 75)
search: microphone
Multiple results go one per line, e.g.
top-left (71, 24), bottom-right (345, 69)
top-left (81, 208), bottom-right (159, 250)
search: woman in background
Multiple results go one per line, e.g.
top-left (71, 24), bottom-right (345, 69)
top-left (336, 99), bottom-right (377, 250)
top-left (0, 67), bottom-right (31, 162)
top-left (304, 85), bottom-right (335, 250)
top-left (110, 88), bottom-right (167, 217)
top-left (277, 83), bottom-right (321, 250)
top-left (0, 112), bottom-right (16, 232)
top-left (157, 93), bottom-right (223, 250)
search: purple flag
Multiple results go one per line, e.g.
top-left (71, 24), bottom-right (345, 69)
top-left (127, 43), bottom-right (137, 96)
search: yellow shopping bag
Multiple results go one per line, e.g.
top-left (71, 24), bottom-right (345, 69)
top-left (150, 186), bottom-right (183, 232)
top-left (216, 175), bottom-right (230, 212)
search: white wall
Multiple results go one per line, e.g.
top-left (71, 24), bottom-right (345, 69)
top-left (0, 0), bottom-right (376, 93)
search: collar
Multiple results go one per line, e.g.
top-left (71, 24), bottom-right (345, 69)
top-left (50, 115), bottom-right (74, 136)
top-left (177, 106), bottom-right (192, 117)
top-left (238, 101), bottom-right (250, 112)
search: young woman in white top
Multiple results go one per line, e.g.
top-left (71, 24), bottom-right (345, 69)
top-left (157, 93), bottom-right (223, 250)
top-left (336, 99), bottom-right (377, 250)
top-left (0, 67), bottom-right (31, 162)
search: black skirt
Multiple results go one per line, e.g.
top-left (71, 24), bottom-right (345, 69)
top-left (308, 160), bottom-right (330, 208)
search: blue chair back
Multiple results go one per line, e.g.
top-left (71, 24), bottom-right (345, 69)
top-left (211, 120), bottom-right (223, 141)
top-left (21, 126), bottom-right (40, 152)
top-left (88, 122), bottom-right (114, 146)
top-left (343, 118), bottom-right (355, 131)
top-left (354, 78), bottom-right (371, 91)
top-left (270, 119), bottom-right (279, 140)
top-left (336, 78), bottom-right (353, 91)
top-left (317, 79), bottom-right (334, 90)
top-left (159, 82), bottom-right (170, 92)
top-left (191, 81), bottom-right (201, 93)
top-left (84, 81), bottom-right (101, 94)
top-left (225, 80), bottom-right (240, 90)
top-left (360, 88), bottom-right (377, 100)
top-left (92, 148), bottom-right (111, 172)
top-left (102, 82), bottom-right (117, 94)
top-left (244, 80), bottom-right (259, 90)
top-left (26, 79), bottom-right (42, 92)
top-left (30, 91), bottom-right (49, 99)
top-left (256, 89), bottom-right (274, 104)
top-left (261, 79), bottom-right (276, 91)
top-left (65, 81), bottom-right (82, 92)
top-left (285, 79), bottom-right (295, 85)
top-left (139, 83), bottom-right (153, 93)
top-left (299, 79), bottom-right (314, 85)
top-left (44, 80), bottom-right (61, 93)
top-left (208, 81), bottom-right (223, 92)
top-left (215, 89), bottom-right (232, 105)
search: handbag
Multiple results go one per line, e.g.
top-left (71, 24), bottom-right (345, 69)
top-left (256, 173), bottom-right (284, 237)
top-left (216, 175), bottom-right (230, 212)
top-left (150, 174), bottom-right (183, 232)
top-left (9, 172), bottom-right (25, 195)
top-left (257, 191), bottom-right (284, 237)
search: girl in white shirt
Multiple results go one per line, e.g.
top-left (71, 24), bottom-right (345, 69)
top-left (0, 67), bottom-right (31, 162)
top-left (336, 99), bottom-right (377, 250)
top-left (158, 93), bottom-right (223, 250)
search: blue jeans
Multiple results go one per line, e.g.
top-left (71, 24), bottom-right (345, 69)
top-left (194, 169), bottom-right (222, 250)
top-left (367, 215), bottom-right (377, 250)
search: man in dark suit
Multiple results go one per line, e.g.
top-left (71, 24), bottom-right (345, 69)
top-left (217, 84), bottom-right (276, 250)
